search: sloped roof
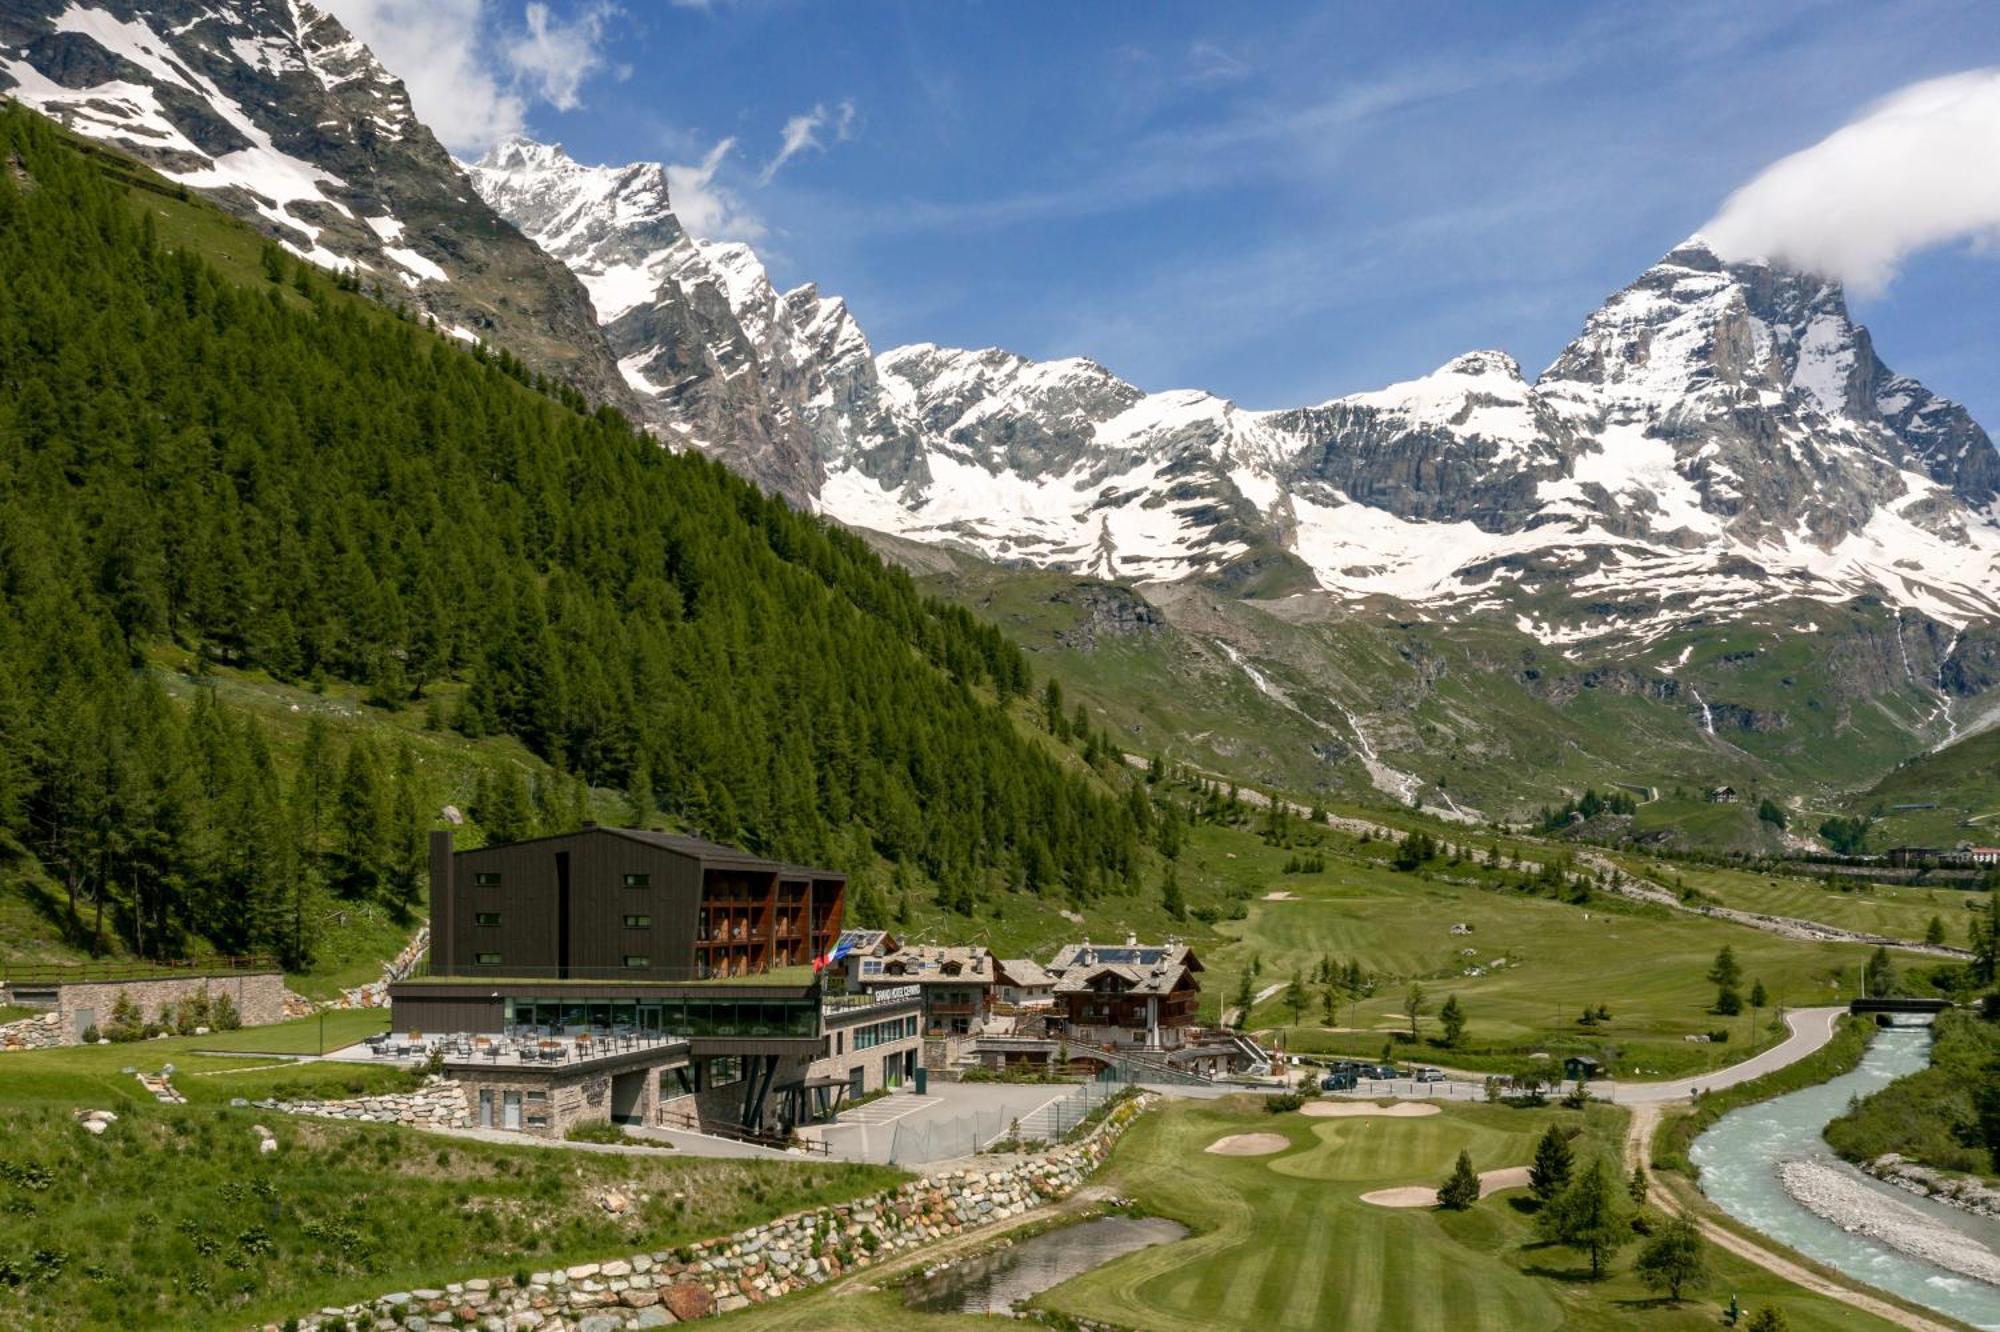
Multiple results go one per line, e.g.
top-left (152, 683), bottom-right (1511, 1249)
top-left (1046, 941), bottom-right (1201, 996)
top-left (606, 827), bottom-right (841, 878)
top-left (996, 957), bottom-right (1054, 988)
top-left (856, 945), bottom-right (994, 985)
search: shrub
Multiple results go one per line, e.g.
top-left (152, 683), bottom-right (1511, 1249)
top-left (79, 1024), bottom-right (100, 1044)
top-left (1263, 1092), bottom-right (1306, 1114)
top-left (211, 992), bottom-right (242, 1030)
top-left (564, 1120), bottom-right (626, 1145)
top-left (104, 991), bottom-right (144, 1043)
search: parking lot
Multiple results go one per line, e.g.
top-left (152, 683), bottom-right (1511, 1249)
top-left (813, 1079), bottom-right (1096, 1165)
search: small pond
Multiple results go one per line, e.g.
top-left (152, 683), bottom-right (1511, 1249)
top-left (904, 1214), bottom-right (1188, 1315)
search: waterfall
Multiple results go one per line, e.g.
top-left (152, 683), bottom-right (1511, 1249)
top-left (1690, 685), bottom-right (1715, 735)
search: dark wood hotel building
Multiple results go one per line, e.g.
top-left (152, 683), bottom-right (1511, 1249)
top-left (392, 826), bottom-right (846, 1037)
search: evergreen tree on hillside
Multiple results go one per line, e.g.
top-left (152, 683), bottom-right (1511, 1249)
top-left (0, 106), bottom-right (1155, 965)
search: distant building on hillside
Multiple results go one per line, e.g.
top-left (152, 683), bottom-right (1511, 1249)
top-left (1706, 786), bottom-right (1737, 804)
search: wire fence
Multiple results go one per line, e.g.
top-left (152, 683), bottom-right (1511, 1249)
top-left (885, 1079), bottom-right (1127, 1164)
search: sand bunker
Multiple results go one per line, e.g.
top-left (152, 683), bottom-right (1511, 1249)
top-left (1261, 890), bottom-right (1297, 901)
top-left (1204, 1132), bottom-right (1290, 1157)
top-left (1360, 1165), bottom-right (1532, 1208)
top-left (1300, 1101), bottom-right (1441, 1119)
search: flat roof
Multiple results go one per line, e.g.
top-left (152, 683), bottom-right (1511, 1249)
top-left (448, 825), bottom-right (842, 879)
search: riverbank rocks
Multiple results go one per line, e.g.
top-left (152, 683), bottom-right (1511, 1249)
top-left (252, 1079), bottom-right (471, 1129)
top-left (1869, 1153), bottom-right (2000, 1219)
top-left (263, 1094), bottom-right (1150, 1330)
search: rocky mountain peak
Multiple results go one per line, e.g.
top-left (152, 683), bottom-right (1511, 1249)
top-left (0, 0), bottom-right (632, 404)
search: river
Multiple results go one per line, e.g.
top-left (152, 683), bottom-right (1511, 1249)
top-left (1691, 1021), bottom-right (2000, 1329)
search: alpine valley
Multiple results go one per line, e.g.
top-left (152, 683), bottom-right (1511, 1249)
top-left (7, 0), bottom-right (1999, 841)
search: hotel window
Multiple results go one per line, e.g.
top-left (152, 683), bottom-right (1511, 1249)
top-left (475, 912), bottom-right (501, 927)
top-left (623, 872), bottom-right (650, 888)
top-left (474, 871), bottom-right (502, 886)
top-left (474, 952), bottom-right (502, 966)
top-left (623, 914), bottom-right (651, 929)
top-left (623, 955), bottom-right (650, 969)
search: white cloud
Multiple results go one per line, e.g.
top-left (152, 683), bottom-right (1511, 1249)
top-left (323, 0), bottom-right (617, 153)
top-left (668, 137), bottom-right (765, 241)
top-left (504, 3), bottom-right (613, 112)
top-left (757, 98), bottom-right (857, 184)
top-left (1704, 68), bottom-right (2000, 295)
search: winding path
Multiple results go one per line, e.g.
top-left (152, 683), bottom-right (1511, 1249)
top-left (1621, 1105), bottom-right (1955, 1332)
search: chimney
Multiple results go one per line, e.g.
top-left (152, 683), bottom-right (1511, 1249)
top-left (1125, 931), bottom-right (1138, 947)
top-left (429, 829), bottom-right (455, 975)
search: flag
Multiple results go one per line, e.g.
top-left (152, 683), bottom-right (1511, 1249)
top-left (813, 935), bottom-right (857, 973)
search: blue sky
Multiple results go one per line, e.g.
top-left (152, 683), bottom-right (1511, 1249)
top-left (343, 1), bottom-right (2000, 425)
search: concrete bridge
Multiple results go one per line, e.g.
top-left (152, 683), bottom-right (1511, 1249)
top-left (1848, 997), bottom-right (1951, 1015)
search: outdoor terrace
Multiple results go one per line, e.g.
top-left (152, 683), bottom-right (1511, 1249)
top-left (329, 1029), bottom-right (690, 1071)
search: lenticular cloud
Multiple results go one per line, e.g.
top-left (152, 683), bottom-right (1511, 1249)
top-left (1704, 68), bottom-right (2000, 295)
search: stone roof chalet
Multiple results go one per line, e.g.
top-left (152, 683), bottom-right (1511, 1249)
top-left (994, 957), bottom-right (1055, 989)
top-left (1045, 941), bottom-right (1202, 997)
top-left (855, 944), bottom-right (994, 986)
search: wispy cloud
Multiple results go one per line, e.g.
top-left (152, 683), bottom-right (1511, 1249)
top-left (758, 98), bottom-right (858, 184)
top-left (1704, 67), bottom-right (2000, 295)
top-left (668, 137), bottom-right (766, 242)
top-left (324, 0), bottom-right (620, 152)
top-left (504, 2), bottom-right (616, 112)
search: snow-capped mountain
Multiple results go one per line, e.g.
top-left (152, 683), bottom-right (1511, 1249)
top-left (0, 0), bottom-right (628, 404)
top-left (463, 136), bottom-right (850, 500)
top-left (468, 136), bottom-right (2000, 640)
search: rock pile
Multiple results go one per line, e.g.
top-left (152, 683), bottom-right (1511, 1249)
top-left (252, 1080), bottom-right (471, 1130)
top-left (265, 1094), bottom-right (1148, 1330)
top-left (74, 1108), bottom-right (117, 1135)
top-left (0, 1010), bottom-right (63, 1051)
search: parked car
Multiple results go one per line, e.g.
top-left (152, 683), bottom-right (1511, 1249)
top-left (1320, 1069), bottom-right (1357, 1092)
top-left (1415, 1067), bottom-right (1447, 1084)
top-left (1366, 1064), bottom-right (1400, 1080)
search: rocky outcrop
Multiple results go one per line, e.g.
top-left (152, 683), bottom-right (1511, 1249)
top-left (265, 1093), bottom-right (1148, 1330)
top-left (1049, 583), bottom-right (1167, 650)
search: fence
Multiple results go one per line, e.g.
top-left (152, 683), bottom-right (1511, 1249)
top-left (2, 955), bottom-right (278, 986)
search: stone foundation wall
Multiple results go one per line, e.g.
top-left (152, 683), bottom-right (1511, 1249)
top-left (252, 1080), bottom-right (471, 1130)
top-left (57, 972), bottom-right (285, 1042)
top-left (270, 1092), bottom-right (1150, 1331)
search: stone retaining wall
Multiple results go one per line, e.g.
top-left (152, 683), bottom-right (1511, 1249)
top-left (252, 1081), bottom-right (472, 1130)
top-left (58, 972), bottom-right (286, 1041)
top-left (0, 1010), bottom-right (64, 1051)
top-left (267, 1092), bottom-right (1149, 1331)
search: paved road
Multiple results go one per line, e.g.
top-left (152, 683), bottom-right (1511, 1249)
top-left (1610, 1005), bottom-right (1845, 1103)
top-left (1306, 1006), bottom-right (1849, 1107)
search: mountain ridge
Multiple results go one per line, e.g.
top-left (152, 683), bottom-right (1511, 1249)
top-left (463, 135), bottom-right (2000, 645)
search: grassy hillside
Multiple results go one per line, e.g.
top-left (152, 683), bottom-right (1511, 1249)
top-left (904, 544), bottom-right (1985, 833)
top-left (0, 1014), bottom-right (899, 1332)
top-left (1853, 726), bottom-right (2000, 848)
